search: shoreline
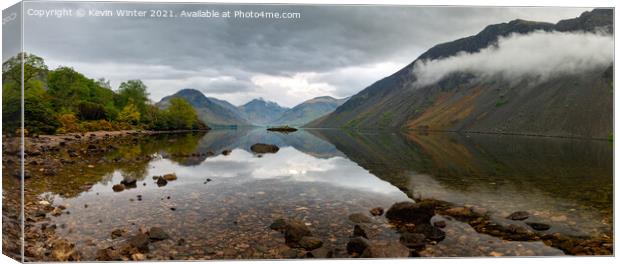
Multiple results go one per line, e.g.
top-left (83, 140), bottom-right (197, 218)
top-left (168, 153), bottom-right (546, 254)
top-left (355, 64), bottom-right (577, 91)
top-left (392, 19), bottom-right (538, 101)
top-left (301, 127), bottom-right (611, 141)
top-left (1, 128), bottom-right (613, 260)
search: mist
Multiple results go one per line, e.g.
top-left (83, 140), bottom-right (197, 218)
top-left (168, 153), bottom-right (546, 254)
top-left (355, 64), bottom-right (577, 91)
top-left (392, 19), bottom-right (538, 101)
top-left (412, 30), bottom-right (614, 87)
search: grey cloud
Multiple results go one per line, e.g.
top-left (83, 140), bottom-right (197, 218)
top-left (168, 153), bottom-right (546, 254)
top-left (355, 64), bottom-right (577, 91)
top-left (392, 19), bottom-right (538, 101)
top-left (16, 2), bottom-right (591, 104)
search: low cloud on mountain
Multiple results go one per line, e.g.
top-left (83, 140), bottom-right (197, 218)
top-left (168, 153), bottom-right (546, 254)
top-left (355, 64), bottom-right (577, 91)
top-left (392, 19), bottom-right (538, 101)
top-left (412, 31), bottom-right (613, 87)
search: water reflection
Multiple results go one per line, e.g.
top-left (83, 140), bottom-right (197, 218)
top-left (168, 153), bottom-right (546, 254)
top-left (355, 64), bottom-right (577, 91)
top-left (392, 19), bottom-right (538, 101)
top-left (29, 128), bottom-right (612, 258)
top-left (309, 130), bottom-right (613, 237)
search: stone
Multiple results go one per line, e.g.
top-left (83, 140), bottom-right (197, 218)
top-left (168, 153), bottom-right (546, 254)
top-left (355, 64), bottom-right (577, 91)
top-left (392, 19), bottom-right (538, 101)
top-left (34, 210), bottom-right (47, 218)
top-left (284, 220), bottom-right (312, 245)
top-left (399, 232), bottom-right (426, 249)
top-left (346, 236), bottom-right (370, 255)
top-left (96, 247), bottom-right (122, 261)
top-left (128, 234), bottom-right (150, 251)
top-left (111, 229), bottom-right (126, 239)
top-left (112, 184), bottom-right (125, 192)
top-left (156, 177), bottom-right (167, 187)
top-left (526, 222), bottom-right (551, 231)
top-left (415, 223), bottom-right (446, 242)
top-left (361, 240), bottom-right (410, 258)
top-left (507, 211), bottom-right (529, 221)
top-left (353, 225), bottom-right (368, 238)
top-left (162, 173), bottom-right (177, 181)
top-left (444, 207), bottom-right (474, 218)
top-left (269, 218), bottom-right (287, 231)
top-left (348, 213), bottom-right (372, 223)
top-left (51, 239), bottom-right (78, 261)
top-left (250, 143), bottom-right (279, 154)
top-left (369, 207), bottom-right (384, 216)
top-left (131, 253), bottom-right (146, 261)
top-left (121, 176), bottom-right (137, 186)
top-left (148, 227), bottom-right (169, 241)
top-left (386, 201), bottom-right (436, 224)
top-left (298, 236), bottom-right (323, 250)
top-left (308, 247), bottom-right (333, 258)
top-left (433, 220), bottom-right (447, 228)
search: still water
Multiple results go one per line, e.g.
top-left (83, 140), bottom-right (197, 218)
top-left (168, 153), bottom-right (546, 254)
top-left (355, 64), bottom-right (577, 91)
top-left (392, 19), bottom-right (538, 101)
top-left (28, 128), bottom-right (612, 259)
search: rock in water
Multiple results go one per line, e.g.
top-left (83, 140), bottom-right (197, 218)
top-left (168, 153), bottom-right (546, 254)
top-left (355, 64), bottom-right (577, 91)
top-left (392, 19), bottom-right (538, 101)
top-left (308, 247), bottom-right (333, 258)
top-left (250, 143), bottom-right (279, 154)
top-left (112, 184), bottom-right (125, 192)
top-left (369, 207), bottom-right (384, 216)
top-left (433, 220), bottom-right (447, 228)
top-left (128, 234), bottom-right (150, 251)
top-left (162, 173), bottom-right (177, 181)
top-left (346, 237), bottom-right (370, 255)
top-left (269, 218), bottom-right (287, 231)
top-left (298, 236), bottom-right (323, 250)
top-left (110, 229), bottom-right (126, 239)
top-left (526, 222), bottom-right (551, 231)
top-left (156, 177), bottom-right (168, 187)
top-left (348, 213), bottom-right (372, 223)
top-left (414, 223), bottom-right (446, 242)
top-left (443, 207), bottom-right (474, 218)
top-left (386, 201), bottom-right (435, 224)
top-left (399, 232), bottom-right (426, 249)
top-left (353, 225), bottom-right (368, 238)
top-left (51, 239), bottom-right (79, 261)
top-left (507, 211), bottom-right (529, 221)
top-left (121, 176), bottom-right (137, 185)
top-left (284, 220), bottom-right (312, 245)
top-left (361, 240), bottom-right (410, 258)
top-left (148, 227), bottom-right (169, 240)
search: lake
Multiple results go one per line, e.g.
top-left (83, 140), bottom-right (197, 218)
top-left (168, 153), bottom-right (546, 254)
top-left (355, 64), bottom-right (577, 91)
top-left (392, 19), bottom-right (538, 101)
top-left (19, 128), bottom-right (613, 259)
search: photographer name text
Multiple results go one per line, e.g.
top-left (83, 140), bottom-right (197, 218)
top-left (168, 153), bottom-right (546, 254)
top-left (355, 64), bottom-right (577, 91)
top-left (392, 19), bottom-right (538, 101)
top-left (25, 8), bottom-right (301, 19)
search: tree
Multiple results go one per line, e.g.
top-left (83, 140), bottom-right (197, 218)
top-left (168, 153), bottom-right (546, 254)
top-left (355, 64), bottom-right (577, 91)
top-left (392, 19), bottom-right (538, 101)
top-left (117, 80), bottom-right (149, 116)
top-left (117, 102), bottom-right (141, 125)
top-left (96, 78), bottom-right (112, 89)
top-left (165, 98), bottom-right (198, 130)
top-left (2, 52), bottom-right (48, 86)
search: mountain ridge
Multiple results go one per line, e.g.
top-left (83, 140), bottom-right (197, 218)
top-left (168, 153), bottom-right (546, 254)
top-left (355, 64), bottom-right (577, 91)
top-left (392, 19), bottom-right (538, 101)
top-left (305, 8), bottom-right (613, 139)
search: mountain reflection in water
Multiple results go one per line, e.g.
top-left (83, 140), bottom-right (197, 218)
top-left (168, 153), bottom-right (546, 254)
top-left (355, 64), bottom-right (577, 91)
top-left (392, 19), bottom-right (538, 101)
top-left (32, 128), bottom-right (611, 259)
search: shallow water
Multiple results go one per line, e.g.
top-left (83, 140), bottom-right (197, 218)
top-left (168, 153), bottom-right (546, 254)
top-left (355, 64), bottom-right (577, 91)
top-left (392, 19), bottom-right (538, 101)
top-left (25, 128), bottom-right (612, 259)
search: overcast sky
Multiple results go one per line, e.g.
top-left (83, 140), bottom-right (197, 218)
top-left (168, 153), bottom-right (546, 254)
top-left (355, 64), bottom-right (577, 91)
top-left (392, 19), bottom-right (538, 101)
top-left (15, 2), bottom-right (590, 107)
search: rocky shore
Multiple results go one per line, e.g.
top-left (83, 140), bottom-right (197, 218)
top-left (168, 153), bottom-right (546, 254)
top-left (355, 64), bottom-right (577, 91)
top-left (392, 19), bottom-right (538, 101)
top-left (265, 199), bottom-right (612, 259)
top-left (2, 130), bottom-right (613, 261)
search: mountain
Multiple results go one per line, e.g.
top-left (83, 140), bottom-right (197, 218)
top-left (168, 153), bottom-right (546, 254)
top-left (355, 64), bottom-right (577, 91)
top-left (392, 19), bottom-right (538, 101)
top-left (238, 98), bottom-right (289, 126)
top-left (273, 96), bottom-right (348, 126)
top-left (158, 89), bottom-right (251, 127)
top-left (306, 9), bottom-right (613, 139)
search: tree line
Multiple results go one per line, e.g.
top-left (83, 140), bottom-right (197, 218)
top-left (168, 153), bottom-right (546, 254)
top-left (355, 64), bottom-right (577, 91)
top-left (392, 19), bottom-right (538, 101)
top-left (2, 53), bottom-right (208, 136)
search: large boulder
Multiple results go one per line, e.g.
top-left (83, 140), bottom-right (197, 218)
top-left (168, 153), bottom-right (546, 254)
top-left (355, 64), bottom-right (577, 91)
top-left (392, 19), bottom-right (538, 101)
top-left (386, 201), bottom-right (436, 224)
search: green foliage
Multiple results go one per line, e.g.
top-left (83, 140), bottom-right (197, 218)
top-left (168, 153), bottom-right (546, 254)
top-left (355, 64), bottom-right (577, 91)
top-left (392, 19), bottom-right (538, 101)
top-left (2, 52), bottom-right (48, 86)
top-left (117, 103), bottom-right (141, 125)
top-left (149, 98), bottom-right (206, 131)
top-left (2, 53), bottom-right (208, 135)
top-left (117, 80), bottom-right (149, 116)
